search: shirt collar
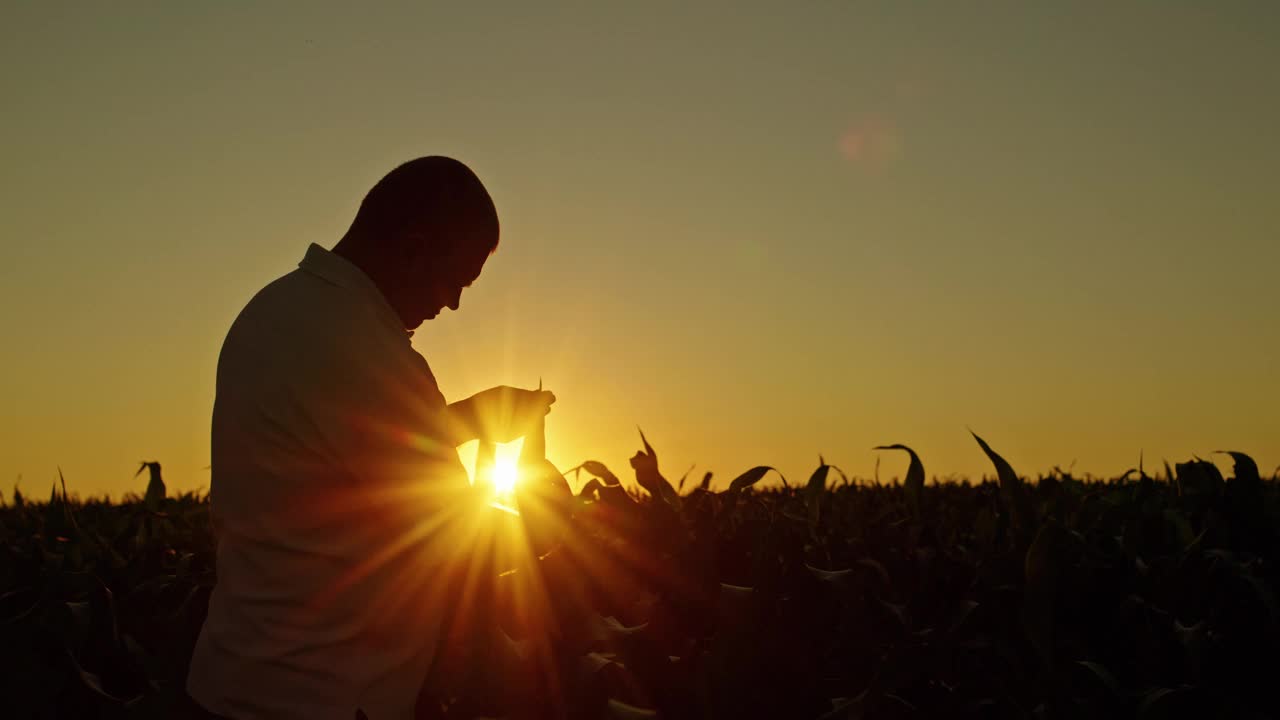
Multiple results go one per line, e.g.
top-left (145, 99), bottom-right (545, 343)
top-left (298, 243), bottom-right (411, 337)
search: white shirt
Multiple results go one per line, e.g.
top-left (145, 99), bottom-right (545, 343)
top-left (188, 244), bottom-right (473, 720)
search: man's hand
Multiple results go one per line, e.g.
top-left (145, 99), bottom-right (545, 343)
top-left (447, 386), bottom-right (555, 445)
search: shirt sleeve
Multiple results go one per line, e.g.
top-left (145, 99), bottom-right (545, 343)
top-left (280, 303), bottom-right (474, 566)
top-left (304, 315), bottom-right (466, 487)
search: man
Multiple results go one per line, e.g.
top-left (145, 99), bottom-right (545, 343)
top-left (187, 157), bottom-right (554, 719)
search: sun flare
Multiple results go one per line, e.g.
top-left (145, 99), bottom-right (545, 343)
top-left (492, 457), bottom-right (519, 495)
top-left (461, 437), bottom-right (525, 496)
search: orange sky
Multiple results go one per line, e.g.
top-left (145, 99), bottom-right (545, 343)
top-left (2, 4), bottom-right (1277, 498)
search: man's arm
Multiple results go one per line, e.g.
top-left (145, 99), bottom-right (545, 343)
top-left (443, 387), bottom-right (556, 448)
top-left (443, 399), bottom-right (479, 447)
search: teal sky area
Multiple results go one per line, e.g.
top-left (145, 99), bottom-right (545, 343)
top-left (2, 3), bottom-right (1277, 498)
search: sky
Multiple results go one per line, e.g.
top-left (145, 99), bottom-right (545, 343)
top-left (2, 3), bottom-right (1277, 499)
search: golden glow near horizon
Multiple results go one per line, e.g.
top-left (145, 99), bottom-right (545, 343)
top-left (2, 5), bottom-right (1278, 498)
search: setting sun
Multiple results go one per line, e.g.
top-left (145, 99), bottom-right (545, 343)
top-left (461, 437), bottom-right (526, 496)
top-left (492, 457), bottom-right (519, 495)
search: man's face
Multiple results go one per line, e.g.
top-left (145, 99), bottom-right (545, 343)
top-left (399, 236), bottom-right (491, 329)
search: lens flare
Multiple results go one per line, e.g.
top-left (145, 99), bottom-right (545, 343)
top-left (463, 437), bottom-right (525, 497)
top-left (492, 457), bottom-right (519, 494)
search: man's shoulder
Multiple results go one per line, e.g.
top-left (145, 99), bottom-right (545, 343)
top-left (220, 266), bottom-right (409, 372)
top-left (242, 267), bottom-right (329, 315)
top-left (232, 268), bottom-right (366, 334)
top-left (221, 270), bottom-right (337, 362)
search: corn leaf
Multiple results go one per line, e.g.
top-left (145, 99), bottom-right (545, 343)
top-left (727, 466), bottom-right (782, 492)
top-left (874, 444), bottom-right (924, 520)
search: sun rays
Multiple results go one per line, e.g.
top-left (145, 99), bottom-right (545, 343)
top-left (461, 437), bottom-right (527, 497)
top-left (492, 456), bottom-right (520, 495)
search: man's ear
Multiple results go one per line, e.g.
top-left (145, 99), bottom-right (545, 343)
top-left (401, 232), bottom-right (435, 275)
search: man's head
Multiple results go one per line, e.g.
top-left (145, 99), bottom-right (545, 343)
top-left (336, 156), bottom-right (499, 329)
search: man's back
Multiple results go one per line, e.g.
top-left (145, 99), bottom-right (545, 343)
top-left (188, 245), bottom-right (470, 720)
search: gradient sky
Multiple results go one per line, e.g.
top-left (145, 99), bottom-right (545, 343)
top-left (3, 3), bottom-right (1277, 499)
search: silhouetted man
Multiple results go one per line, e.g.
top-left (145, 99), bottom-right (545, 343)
top-left (187, 157), bottom-right (553, 720)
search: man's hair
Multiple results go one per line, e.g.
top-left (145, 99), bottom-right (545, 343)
top-left (349, 156), bottom-right (499, 254)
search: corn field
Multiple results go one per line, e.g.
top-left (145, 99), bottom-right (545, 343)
top-left (2, 434), bottom-right (1277, 719)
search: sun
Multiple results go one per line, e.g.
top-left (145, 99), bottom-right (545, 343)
top-left (492, 457), bottom-right (520, 495)
top-left (462, 437), bottom-right (525, 496)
